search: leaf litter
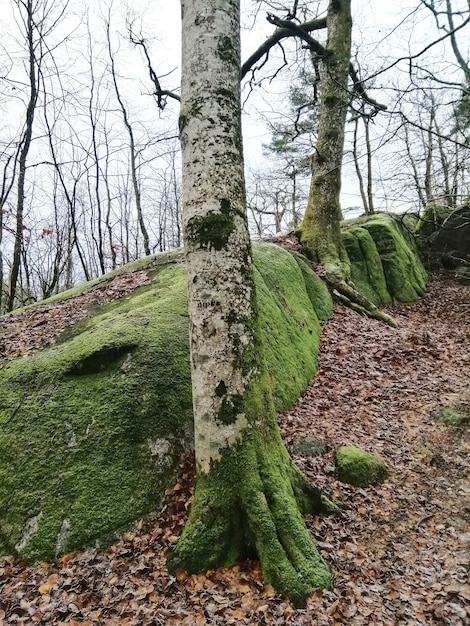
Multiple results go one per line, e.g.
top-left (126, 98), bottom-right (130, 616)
top-left (0, 271), bottom-right (469, 625)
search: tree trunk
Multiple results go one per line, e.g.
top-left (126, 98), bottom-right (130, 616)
top-left (353, 115), bottom-right (369, 214)
top-left (364, 116), bottom-right (375, 214)
top-left (6, 0), bottom-right (38, 311)
top-left (298, 0), bottom-right (396, 326)
top-left (168, 0), bottom-right (334, 607)
top-left (300, 0), bottom-right (352, 278)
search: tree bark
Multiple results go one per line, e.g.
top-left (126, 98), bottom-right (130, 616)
top-left (300, 0), bottom-right (352, 278)
top-left (168, 0), bottom-right (334, 606)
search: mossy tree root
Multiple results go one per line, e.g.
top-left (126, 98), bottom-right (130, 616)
top-left (167, 430), bottom-right (333, 607)
top-left (324, 271), bottom-right (398, 328)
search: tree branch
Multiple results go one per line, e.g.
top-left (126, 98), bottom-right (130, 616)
top-left (243, 13), bottom-right (387, 112)
top-left (241, 16), bottom-right (326, 79)
top-left (129, 31), bottom-right (180, 109)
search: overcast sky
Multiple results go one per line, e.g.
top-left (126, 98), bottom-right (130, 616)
top-left (1, 0), bottom-right (468, 213)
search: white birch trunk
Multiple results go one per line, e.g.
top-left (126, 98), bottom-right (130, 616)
top-left (181, 0), bottom-right (255, 473)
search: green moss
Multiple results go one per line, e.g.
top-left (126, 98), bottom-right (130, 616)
top-left (334, 446), bottom-right (388, 487)
top-left (357, 214), bottom-right (428, 302)
top-left (401, 212), bottom-right (420, 233)
top-left (431, 406), bottom-right (469, 427)
top-left (291, 252), bottom-right (333, 320)
top-left (216, 35), bottom-right (238, 66)
top-left (341, 226), bottom-right (392, 306)
top-left (186, 201), bottom-right (235, 251)
top-left (418, 203), bottom-right (453, 232)
top-left (169, 421), bottom-right (331, 608)
top-left (252, 243), bottom-right (322, 412)
top-left (0, 264), bottom-right (193, 561)
top-left (0, 242), bottom-right (325, 561)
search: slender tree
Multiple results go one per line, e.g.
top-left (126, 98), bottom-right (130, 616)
top-left (168, 0), bottom-right (335, 607)
top-left (6, 0), bottom-right (39, 311)
top-left (299, 0), bottom-right (352, 275)
top-left (106, 15), bottom-right (151, 257)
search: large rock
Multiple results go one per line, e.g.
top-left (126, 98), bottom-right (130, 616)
top-left (0, 243), bottom-right (328, 561)
top-left (342, 225), bottom-right (392, 306)
top-left (418, 205), bottom-right (470, 270)
top-left (0, 214), bottom-right (428, 561)
top-left (342, 213), bottom-right (428, 303)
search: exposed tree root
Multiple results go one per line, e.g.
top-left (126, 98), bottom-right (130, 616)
top-left (324, 271), bottom-right (398, 328)
top-left (167, 428), bottom-right (336, 607)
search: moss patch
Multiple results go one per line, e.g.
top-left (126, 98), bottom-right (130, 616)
top-left (431, 406), bottom-right (470, 427)
top-left (0, 242), bottom-right (324, 561)
top-left (185, 200), bottom-right (235, 251)
top-left (291, 253), bottom-right (333, 320)
top-left (0, 265), bottom-right (193, 561)
top-left (168, 411), bottom-right (332, 608)
top-left (252, 243), bottom-right (323, 411)
top-left (418, 204), bottom-right (454, 236)
top-left (334, 446), bottom-right (388, 487)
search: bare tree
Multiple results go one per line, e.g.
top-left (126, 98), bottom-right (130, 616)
top-left (106, 13), bottom-right (151, 257)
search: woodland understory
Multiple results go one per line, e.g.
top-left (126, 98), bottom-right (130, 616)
top-left (0, 270), bottom-right (469, 625)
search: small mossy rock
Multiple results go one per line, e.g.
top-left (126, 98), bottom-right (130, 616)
top-left (431, 406), bottom-right (470, 427)
top-left (334, 446), bottom-right (388, 487)
top-left (341, 226), bottom-right (392, 306)
top-left (0, 242), bottom-right (326, 561)
top-left (290, 437), bottom-right (326, 457)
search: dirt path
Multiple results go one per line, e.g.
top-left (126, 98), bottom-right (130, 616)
top-left (0, 273), bottom-right (469, 625)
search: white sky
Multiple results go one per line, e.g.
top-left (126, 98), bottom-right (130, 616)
top-left (1, 0), bottom-right (468, 213)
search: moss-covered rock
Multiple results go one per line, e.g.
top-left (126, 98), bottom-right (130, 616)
top-left (334, 446), bottom-right (388, 487)
top-left (345, 213), bottom-right (428, 302)
top-left (431, 406), bottom-right (470, 427)
top-left (417, 203), bottom-right (454, 238)
top-left (0, 242), bottom-right (331, 561)
top-left (0, 264), bottom-right (193, 562)
top-left (341, 226), bottom-right (392, 306)
top-left (291, 252), bottom-right (334, 320)
top-left (252, 244), bottom-right (326, 411)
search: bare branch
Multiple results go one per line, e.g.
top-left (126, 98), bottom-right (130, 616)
top-left (241, 15), bottom-right (326, 79)
top-left (128, 28), bottom-right (180, 109)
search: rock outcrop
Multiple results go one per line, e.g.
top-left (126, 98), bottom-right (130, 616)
top-left (0, 214), bottom-right (428, 561)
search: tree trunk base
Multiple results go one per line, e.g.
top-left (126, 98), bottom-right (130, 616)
top-left (167, 428), bottom-right (337, 607)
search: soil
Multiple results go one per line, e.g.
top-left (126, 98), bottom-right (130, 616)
top-left (0, 271), bottom-right (469, 625)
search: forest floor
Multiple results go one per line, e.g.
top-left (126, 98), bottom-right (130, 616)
top-left (0, 271), bottom-right (469, 625)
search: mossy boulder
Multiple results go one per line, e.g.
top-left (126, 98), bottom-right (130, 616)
top-left (0, 242), bottom-right (332, 561)
top-left (344, 213), bottom-right (428, 302)
top-left (417, 203), bottom-right (454, 239)
top-left (341, 226), bottom-right (392, 306)
top-left (334, 446), bottom-right (388, 487)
